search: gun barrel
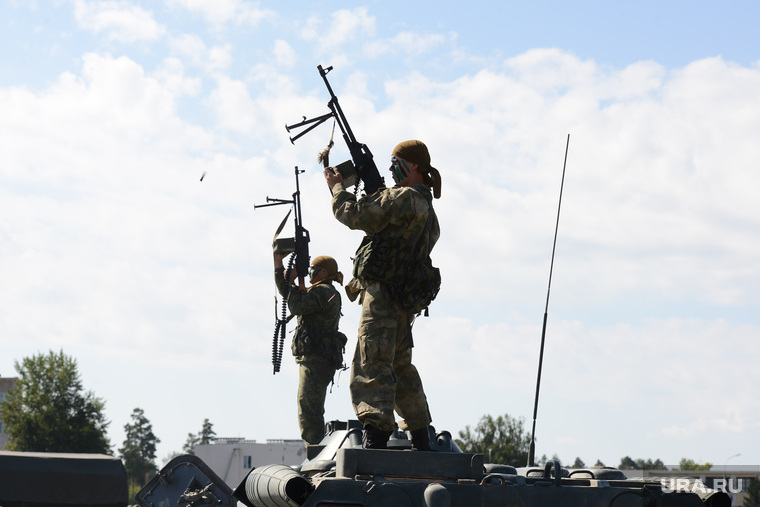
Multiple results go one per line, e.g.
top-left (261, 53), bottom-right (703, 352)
top-left (318, 65), bottom-right (335, 97)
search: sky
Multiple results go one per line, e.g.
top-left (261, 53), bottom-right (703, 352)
top-left (1, 0), bottom-right (759, 471)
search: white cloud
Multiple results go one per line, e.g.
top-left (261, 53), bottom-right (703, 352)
top-left (302, 7), bottom-right (376, 53)
top-left (364, 31), bottom-right (451, 58)
top-left (329, 7), bottom-right (375, 43)
top-left (208, 75), bottom-right (257, 133)
top-left (273, 39), bottom-right (297, 68)
top-left (662, 414), bottom-right (748, 439)
top-left (300, 15), bottom-right (320, 41)
top-left (152, 57), bottom-right (203, 97)
top-left (170, 33), bottom-right (233, 74)
top-left (166, 0), bottom-right (274, 27)
top-left (73, 0), bottom-right (165, 42)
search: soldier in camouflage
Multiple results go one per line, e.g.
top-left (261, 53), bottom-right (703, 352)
top-left (274, 253), bottom-right (346, 445)
top-left (323, 140), bottom-right (442, 450)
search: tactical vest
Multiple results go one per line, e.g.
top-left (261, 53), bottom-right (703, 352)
top-left (352, 186), bottom-right (441, 314)
top-left (292, 326), bottom-right (347, 369)
top-left (290, 284), bottom-right (347, 369)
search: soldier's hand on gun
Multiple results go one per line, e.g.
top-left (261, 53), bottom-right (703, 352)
top-left (323, 166), bottom-right (343, 191)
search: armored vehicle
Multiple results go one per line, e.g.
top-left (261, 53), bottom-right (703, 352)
top-left (0, 451), bottom-right (128, 507)
top-left (136, 420), bottom-right (730, 507)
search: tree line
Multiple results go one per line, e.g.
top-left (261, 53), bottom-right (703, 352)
top-left (0, 350), bottom-right (213, 500)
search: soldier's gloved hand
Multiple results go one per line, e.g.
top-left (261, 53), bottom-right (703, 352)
top-left (324, 166), bottom-right (343, 191)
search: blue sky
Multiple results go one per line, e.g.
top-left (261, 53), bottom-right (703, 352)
top-left (6, 1), bottom-right (760, 88)
top-left (2, 0), bottom-right (760, 470)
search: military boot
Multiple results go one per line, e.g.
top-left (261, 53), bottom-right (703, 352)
top-left (410, 427), bottom-right (431, 451)
top-left (363, 425), bottom-right (391, 449)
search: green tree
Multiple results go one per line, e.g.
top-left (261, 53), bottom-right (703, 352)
top-left (199, 418), bottom-right (216, 444)
top-left (119, 408), bottom-right (160, 492)
top-left (456, 413), bottom-right (530, 467)
top-left (742, 478), bottom-right (760, 507)
top-left (619, 456), bottom-right (638, 469)
top-left (0, 350), bottom-right (110, 453)
top-left (572, 457), bottom-right (586, 468)
top-left (638, 458), bottom-right (666, 470)
top-left (678, 458), bottom-right (713, 471)
top-left (182, 418), bottom-right (216, 455)
top-left (182, 432), bottom-right (200, 455)
top-left (618, 456), bottom-right (666, 470)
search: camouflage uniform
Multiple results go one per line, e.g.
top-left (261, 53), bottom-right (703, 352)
top-left (330, 182), bottom-right (439, 433)
top-left (275, 268), bottom-right (343, 445)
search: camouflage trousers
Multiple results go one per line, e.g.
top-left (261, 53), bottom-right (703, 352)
top-left (296, 355), bottom-right (336, 445)
top-left (349, 280), bottom-right (432, 433)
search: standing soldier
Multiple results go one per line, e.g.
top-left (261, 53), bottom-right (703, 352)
top-left (323, 139), bottom-right (442, 450)
top-left (274, 252), bottom-right (347, 445)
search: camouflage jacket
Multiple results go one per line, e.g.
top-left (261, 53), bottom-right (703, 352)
top-left (331, 183), bottom-right (440, 300)
top-left (274, 268), bottom-right (343, 362)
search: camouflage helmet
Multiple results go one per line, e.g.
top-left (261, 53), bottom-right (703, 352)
top-left (392, 140), bottom-right (442, 198)
top-left (311, 255), bottom-right (343, 285)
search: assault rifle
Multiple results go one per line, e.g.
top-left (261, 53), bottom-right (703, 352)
top-left (254, 166), bottom-right (309, 373)
top-left (286, 64), bottom-right (385, 195)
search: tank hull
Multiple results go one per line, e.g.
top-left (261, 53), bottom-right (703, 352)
top-left (137, 421), bottom-right (731, 507)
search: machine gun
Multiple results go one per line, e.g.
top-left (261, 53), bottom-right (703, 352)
top-left (286, 64), bottom-right (385, 196)
top-left (254, 166), bottom-right (310, 374)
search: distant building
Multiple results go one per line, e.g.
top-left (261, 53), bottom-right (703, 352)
top-left (194, 437), bottom-right (306, 487)
top-left (0, 377), bottom-right (18, 450)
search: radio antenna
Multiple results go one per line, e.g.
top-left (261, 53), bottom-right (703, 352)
top-left (527, 133), bottom-right (570, 466)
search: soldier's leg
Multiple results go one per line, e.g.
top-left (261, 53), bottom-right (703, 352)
top-left (349, 282), bottom-right (400, 432)
top-left (297, 358), bottom-right (335, 445)
top-left (392, 317), bottom-right (432, 432)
